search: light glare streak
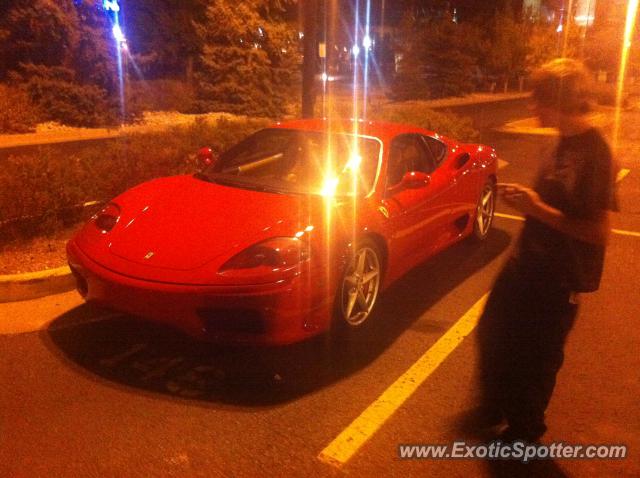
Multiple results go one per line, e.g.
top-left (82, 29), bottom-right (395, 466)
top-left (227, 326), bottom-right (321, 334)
top-left (362, 0), bottom-right (372, 119)
top-left (614, 0), bottom-right (639, 151)
top-left (562, 0), bottom-right (575, 57)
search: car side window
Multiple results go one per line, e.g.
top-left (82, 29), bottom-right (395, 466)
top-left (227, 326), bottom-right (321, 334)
top-left (387, 134), bottom-right (435, 190)
top-left (420, 135), bottom-right (447, 166)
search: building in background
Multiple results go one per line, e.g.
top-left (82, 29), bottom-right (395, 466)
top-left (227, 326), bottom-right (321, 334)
top-left (523, 0), bottom-right (542, 20)
top-left (575, 0), bottom-right (597, 26)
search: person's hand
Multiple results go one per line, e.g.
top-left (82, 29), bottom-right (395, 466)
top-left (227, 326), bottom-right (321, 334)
top-left (497, 182), bottom-right (541, 216)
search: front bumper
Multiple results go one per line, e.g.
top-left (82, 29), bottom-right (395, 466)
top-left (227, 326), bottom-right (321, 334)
top-left (66, 240), bottom-right (333, 345)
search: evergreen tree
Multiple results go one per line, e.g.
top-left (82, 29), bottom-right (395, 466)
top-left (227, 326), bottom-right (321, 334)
top-left (0, 0), bottom-right (77, 79)
top-left (123, 0), bottom-right (206, 80)
top-left (483, 5), bottom-right (529, 92)
top-left (0, 0), bottom-right (132, 126)
top-left (193, 0), bottom-right (298, 117)
top-left (71, 0), bottom-right (118, 96)
top-left (391, 15), bottom-right (480, 99)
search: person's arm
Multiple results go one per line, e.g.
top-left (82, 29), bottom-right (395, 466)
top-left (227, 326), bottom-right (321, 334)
top-left (498, 183), bottom-right (610, 245)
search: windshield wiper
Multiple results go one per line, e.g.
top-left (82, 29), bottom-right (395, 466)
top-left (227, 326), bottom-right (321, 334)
top-left (207, 176), bottom-right (284, 194)
top-left (193, 172), bottom-right (211, 182)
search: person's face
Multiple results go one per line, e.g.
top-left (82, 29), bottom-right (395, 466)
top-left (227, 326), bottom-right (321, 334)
top-left (530, 100), bottom-right (561, 128)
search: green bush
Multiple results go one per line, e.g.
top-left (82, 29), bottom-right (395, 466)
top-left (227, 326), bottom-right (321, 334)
top-left (0, 117), bottom-right (269, 242)
top-left (28, 75), bottom-right (111, 127)
top-left (12, 65), bottom-right (110, 127)
top-left (311, 97), bottom-right (478, 142)
top-left (128, 79), bottom-right (197, 113)
top-left (10, 64), bottom-right (145, 127)
top-left (0, 84), bottom-right (41, 133)
top-left (372, 103), bottom-right (480, 142)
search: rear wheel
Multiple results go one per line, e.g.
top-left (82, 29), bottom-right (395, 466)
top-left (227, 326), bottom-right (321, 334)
top-left (334, 239), bottom-right (382, 333)
top-left (472, 181), bottom-right (495, 241)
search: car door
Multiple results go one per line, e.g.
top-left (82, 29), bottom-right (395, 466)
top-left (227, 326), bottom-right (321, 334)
top-left (416, 134), bottom-right (463, 249)
top-left (381, 133), bottom-right (446, 268)
top-left (425, 136), bottom-right (484, 243)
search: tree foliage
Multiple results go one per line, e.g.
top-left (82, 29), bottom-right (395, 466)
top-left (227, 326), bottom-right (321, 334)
top-left (0, 0), bottom-right (128, 126)
top-left (192, 0), bottom-right (298, 117)
top-left (0, 0), bottom-right (76, 78)
top-left (123, 0), bottom-right (206, 80)
top-left (9, 64), bottom-right (112, 127)
top-left (584, 22), bottom-right (640, 79)
top-left (391, 15), bottom-right (480, 100)
top-left (483, 5), bottom-right (529, 92)
top-left (0, 84), bottom-right (41, 133)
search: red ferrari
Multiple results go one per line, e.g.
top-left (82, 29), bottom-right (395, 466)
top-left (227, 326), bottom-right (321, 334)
top-left (67, 119), bottom-right (498, 345)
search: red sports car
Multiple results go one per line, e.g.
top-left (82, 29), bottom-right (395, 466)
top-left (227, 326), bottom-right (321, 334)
top-left (67, 119), bottom-right (498, 345)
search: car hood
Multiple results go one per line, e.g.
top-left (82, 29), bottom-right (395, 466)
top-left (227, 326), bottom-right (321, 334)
top-left (105, 175), bottom-right (315, 272)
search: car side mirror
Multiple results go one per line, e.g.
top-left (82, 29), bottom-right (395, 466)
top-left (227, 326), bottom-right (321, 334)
top-left (401, 171), bottom-right (431, 189)
top-left (197, 146), bottom-right (218, 168)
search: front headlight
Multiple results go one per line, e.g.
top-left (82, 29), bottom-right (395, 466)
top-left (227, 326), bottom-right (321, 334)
top-left (219, 237), bottom-right (310, 273)
top-left (93, 203), bottom-right (121, 233)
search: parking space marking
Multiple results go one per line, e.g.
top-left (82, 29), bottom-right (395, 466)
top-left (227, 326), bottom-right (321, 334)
top-left (617, 168), bottom-right (630, 183)
top-left (494, 212), bottom-right (640, 238)
top-left (318, 294), bottom-right (489, 468)
top-left (611, 228), bottom-right (640, 237)
top-left (494, 212), bottom-right (525, 222)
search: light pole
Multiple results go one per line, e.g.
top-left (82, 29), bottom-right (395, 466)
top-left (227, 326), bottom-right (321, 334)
top-left (301, 0), bottom-right (318, 118)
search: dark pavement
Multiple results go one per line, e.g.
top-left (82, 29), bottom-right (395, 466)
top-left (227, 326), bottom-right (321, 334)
top-left (1, 99), bottom-right (638, 477)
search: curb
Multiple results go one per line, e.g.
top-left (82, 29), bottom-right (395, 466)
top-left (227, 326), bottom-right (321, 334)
top-left (426, 92), bottom-right (530, 109)
top-left (495, 112), bottom-right (613, 136)
top-left (0, 265), bottom-right (75, 303)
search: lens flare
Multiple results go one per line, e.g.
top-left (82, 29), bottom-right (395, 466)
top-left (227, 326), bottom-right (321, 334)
top-left (362, 0), bottom-right (372, 119)
top-left (561, 0), bottom-right (575, 57)
top-left (614, 0), bottom-right (639, 151)
top-left (345, 153), bottom-right (362, 172)
top-left (112, 24), bottom-right (125, 43)
top-left (322, 176), bottom-right (340, 197)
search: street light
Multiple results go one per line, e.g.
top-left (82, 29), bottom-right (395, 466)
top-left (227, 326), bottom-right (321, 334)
top-left (362, 35), bottom-right (372, 50)
top-left (112, 24), bottom-right (126, 44)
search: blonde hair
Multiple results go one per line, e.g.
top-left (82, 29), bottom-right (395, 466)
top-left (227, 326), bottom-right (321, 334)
top-left (531, 58), bottom-right (592, 115)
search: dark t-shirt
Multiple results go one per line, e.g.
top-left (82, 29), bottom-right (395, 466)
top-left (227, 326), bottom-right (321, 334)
top-left (517, 128), bottom-right (617, 292)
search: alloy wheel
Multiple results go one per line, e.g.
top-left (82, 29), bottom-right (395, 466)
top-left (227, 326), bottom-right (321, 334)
top-left (340, 245), bottom-right (381, 326)
top-left (475, 183), bottom-right (495, 238)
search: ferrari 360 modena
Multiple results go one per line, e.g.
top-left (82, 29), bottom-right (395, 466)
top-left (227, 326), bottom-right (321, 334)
top-left (67, 119), bottom-right (498, 345)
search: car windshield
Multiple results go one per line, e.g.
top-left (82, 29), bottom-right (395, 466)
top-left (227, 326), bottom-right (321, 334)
top-left (200, 128), bottom-right (381, 196)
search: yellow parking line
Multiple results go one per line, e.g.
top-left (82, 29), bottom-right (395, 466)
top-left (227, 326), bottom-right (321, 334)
top-left (612, 228), bottom-right (640, 237)
top-left (495, 212), bottom-right (640, 237)
top-left (318, 294), bottom-right (489, 468)
top-left (617, 168), bottom-right (630, 183)
top-left (494, 212), bottom-right (525, 222)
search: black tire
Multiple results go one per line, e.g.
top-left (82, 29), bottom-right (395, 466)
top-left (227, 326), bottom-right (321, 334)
top-left (472, 180), bottom-right (496, 241)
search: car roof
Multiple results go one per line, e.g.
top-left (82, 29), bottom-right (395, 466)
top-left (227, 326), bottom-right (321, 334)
top-left (271, 118), bottom-right (443, 144)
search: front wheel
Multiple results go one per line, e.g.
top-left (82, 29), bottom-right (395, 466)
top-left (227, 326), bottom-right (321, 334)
top-left (472, 181), bottom-right (496, 241)
top-left (335, 239), bottom-right (382, 331)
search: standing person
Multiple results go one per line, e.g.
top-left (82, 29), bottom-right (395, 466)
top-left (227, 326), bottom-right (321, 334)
top-left (474, 58), bottom-right (618, 442)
